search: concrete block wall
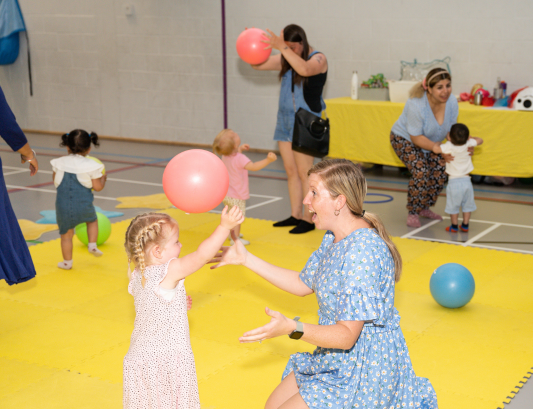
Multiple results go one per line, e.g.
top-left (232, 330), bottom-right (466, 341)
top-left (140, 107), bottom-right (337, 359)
top-left (1, 0), bottom-right (224, 145)
top-left (1, 0), bottom-right (532, 150)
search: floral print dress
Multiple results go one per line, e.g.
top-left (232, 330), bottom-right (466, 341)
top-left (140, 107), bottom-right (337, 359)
top-left (282, 229), bottom-right (438, 408)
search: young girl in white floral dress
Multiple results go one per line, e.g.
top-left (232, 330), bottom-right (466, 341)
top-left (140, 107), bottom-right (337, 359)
top-left (123, 206), bottom-right (243, 409)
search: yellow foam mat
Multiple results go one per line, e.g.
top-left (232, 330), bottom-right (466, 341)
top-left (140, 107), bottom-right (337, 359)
top-left (115, 193), bottom-right (173, 209)
top-left (17, 219), bottom-right (58, 240)
top-left (1, 207), bottom-right (532, 408)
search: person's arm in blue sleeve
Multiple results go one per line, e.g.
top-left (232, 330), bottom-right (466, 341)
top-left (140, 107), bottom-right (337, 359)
top-left (0, 87), bottom-right (39, 175)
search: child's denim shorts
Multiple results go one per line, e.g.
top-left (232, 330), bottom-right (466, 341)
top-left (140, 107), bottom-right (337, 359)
top-left (445, 177), bottom-right (477, 215)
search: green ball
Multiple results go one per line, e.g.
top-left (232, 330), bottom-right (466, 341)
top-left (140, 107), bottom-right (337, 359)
top-left (75, 212), bottom-right (112, 246)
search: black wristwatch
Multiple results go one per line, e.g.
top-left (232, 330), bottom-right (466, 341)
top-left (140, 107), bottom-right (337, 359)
top-left (288, 316), bottom-right (304, 340)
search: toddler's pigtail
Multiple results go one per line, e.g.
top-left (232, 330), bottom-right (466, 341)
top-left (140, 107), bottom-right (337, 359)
top-left (60, 132), bottom-right (70, 148)
top-left (89, 131), bottom-right (100, 147)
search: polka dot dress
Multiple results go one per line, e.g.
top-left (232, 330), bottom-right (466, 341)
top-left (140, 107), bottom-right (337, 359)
top-left (123, 259), bottom-right (200, 409)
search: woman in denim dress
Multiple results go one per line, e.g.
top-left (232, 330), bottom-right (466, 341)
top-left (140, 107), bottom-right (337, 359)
top-left (212, 159), bottom-right (437, 409)
top-left (51, 129), bottom-right (107, 270)
top-left (251, 24), bottom-right (327, 234)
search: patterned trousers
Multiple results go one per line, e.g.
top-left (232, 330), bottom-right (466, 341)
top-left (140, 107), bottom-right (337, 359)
top-left (390, 133), bottom-right (448, 215)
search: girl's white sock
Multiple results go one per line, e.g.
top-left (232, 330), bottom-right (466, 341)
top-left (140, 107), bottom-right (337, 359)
top-left (88, 242), bottom-right (103, 257)
top-left (58, 260), bottom-right (73, 270)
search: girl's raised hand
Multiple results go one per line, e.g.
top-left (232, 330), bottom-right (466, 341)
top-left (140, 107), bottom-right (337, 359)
top-left (220, 205), bottom-right (245, 231)
top-left (238, 307), bottom-right (294, 343)
top-left (186, 295), bottom-right (192, 310)
top-left (209, 230), bottom-right (247, 268)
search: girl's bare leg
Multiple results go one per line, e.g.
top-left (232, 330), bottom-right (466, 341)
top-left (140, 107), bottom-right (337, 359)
top-left (86, 219), bottom-right (103, 256)
top-left (233, 224), bottom-right (241, 239)
top-left (87, 219), bottom-right (98, 243)
top-left (450, 214), bottom-right (459, 225)
top-left (60, 229), bottom-right (74, 260)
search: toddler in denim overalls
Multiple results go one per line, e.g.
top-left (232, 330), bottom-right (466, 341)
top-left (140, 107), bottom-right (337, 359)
top-left (51, 129), bottom-right (107, 270)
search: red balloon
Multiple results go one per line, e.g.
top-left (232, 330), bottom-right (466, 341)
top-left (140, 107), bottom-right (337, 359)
top-left (162, 150), bottom-right (229, 213)
top-left (236, 28), bottom-right (271, 65)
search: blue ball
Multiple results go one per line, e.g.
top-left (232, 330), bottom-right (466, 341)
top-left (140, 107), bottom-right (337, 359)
top-left (430, 263), bottom-right (475, 308)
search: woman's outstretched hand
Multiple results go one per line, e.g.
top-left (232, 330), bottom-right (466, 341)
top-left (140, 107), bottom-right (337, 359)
top-left (209, 230), bottom-right (247, 269)
top-left (261, 29), bottom-right (285, 51)
top-left (239, 307), bottom-right (295, 343)
top-left (442, 152), bottom-right (454, 163)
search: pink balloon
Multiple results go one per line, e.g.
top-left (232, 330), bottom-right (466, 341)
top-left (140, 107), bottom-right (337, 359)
top-left (162, 150), bottom-right (229, 213)
top-left (236, 28), bottom-right (272, 65)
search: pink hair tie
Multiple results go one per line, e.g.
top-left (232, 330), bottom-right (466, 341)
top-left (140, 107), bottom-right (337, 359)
top-left (422, 78), bottom-right (427, 90)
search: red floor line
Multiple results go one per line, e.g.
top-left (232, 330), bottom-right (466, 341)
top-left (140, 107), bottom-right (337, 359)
top-left (5, 149), bottom-right (533, 205)
top-left (0, 148), bottom-right (168, 168)
top-left (6, 163), bottom-right (146, 194)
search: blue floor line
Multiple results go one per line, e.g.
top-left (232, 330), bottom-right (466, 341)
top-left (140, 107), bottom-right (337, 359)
top-left (8, 142), bottom-right (531, 199)
top-left (365, 177), bottom-right (533, 198)
top-left (366, 178), bottom-right (408, 185)
top-left (260, 168), bottom-right (288, 173)
top-left (471, 188), bottom-right (533, 198)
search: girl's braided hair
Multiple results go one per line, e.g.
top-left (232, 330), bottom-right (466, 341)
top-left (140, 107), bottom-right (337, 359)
top-left (124, 212), bottom-right (175, 278)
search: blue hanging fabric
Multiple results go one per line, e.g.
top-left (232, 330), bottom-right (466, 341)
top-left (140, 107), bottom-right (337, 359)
top-left (0, 0), bottom-right (32, 95)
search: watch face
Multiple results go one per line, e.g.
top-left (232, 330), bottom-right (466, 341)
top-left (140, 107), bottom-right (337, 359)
top-left (289, 330), bottom-right (303, 340)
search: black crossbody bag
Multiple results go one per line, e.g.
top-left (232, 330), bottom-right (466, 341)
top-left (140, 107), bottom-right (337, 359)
top-left (291, 71), bottom-right (330, 158)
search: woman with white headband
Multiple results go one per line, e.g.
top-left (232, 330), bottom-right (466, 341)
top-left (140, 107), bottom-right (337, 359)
top-left (390, 68), bottom-right (458, 227)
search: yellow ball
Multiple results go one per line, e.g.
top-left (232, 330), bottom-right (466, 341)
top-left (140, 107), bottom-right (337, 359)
top-left (86, 155), bottom-right (105, 175)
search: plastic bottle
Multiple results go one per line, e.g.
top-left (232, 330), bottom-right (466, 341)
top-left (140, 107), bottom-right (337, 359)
top-left (351, 71), bottom-right (358, 100)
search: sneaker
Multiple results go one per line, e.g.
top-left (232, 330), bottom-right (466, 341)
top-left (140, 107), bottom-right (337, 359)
top-left (58, 260), bottom-right (72, 270)
top-left (406, 214), bottom-right (421, 228)
top-left (273, 216), bottom-right (301, 227)
top-left (460, 224), bottom-right (469, 232)
top-left (419, 209), bottom-right (443, 220)
top-left (88, 247), bottom-right (103, 257)
top-left (289, 220), bottom-right (315, 234)
top-left (446, 225), bottom-right (458, 233)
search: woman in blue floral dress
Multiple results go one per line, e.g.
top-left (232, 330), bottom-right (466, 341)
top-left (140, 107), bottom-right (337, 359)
top-left (212, 159), bottom-right (437, 409)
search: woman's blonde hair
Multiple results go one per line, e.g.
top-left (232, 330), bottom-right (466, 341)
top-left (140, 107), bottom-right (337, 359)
top-left (409, 68), bottom-right (451, 99)
top-left (124, 212), bottom-right (176, 278)
top-left (213, 129), bottom-right (235, 156)
top-left (308, 159), bottom-right (402, 281)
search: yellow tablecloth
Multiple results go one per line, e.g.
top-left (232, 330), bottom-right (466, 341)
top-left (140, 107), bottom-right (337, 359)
top-left (326, 97), bottom-right (533, 178)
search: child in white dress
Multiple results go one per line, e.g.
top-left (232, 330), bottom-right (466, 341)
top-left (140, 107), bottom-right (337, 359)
top-left (123, 206), bottom-right (244, 409)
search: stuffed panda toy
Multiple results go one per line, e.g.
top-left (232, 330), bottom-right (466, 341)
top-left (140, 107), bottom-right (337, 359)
top-left (513, 86), bottom-right (533, 111)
